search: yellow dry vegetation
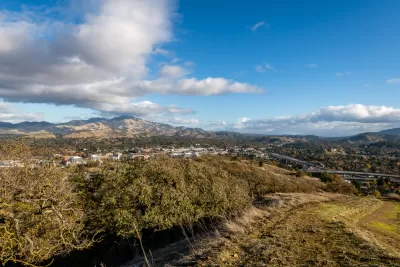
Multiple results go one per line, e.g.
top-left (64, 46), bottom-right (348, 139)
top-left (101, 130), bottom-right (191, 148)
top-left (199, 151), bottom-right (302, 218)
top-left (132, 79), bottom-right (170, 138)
top-left (168, 194), bottom-right (400, 267)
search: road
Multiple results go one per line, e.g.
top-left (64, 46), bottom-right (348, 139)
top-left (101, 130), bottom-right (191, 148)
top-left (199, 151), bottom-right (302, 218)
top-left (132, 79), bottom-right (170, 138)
top-left (270, 153), bottom-right (400, 182)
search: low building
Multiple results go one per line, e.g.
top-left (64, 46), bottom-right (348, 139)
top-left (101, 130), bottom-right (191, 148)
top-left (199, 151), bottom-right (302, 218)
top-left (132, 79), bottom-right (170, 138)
top-left (66, 156), bottom-right (84, 166)
top-left (89, 154), bottom-right (102, 161)
top-left (0, 160), bottom-right (24, 168)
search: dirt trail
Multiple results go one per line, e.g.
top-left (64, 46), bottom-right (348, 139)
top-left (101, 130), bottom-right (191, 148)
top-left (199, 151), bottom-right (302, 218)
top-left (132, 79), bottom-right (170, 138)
top-left (167, 194), bottom-right (400, 267)
top-left (122, 194), bottom-right (400, 267)
top-left (357, 200), bottom-right (400, 256)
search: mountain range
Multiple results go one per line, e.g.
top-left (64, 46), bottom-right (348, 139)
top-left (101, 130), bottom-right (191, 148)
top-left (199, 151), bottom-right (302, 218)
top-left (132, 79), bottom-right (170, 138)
top-left (0, 116), bottom-right (213, 138)
top-left (1, 116), bottom-right (400, 141)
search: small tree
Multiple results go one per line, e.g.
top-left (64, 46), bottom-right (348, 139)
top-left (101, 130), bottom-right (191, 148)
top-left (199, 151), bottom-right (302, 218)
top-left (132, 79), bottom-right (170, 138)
top-left (377, 177), bottom-right (386, 186)
top-left (351, 180), bottom-right (361, 192)
top-left (320, 172), bottom-right (333, 183)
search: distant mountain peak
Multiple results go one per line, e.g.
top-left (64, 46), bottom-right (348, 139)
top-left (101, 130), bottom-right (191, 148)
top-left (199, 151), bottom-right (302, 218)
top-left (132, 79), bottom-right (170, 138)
top-left (378, 128), bottom-right (400, 135)
top-left (0, 116), bottom-right (214, 138)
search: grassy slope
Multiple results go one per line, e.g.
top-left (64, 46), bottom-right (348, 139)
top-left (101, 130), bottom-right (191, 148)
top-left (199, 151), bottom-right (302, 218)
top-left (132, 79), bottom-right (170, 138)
top-left (169, 194), bottom-right (400, 267)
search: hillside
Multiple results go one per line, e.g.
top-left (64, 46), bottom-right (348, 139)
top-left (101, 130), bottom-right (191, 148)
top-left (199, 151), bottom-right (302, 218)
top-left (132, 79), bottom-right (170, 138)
top-left (1, 155), bottom-right (356, 267)
top-left (157, 194), bottom-right (400, 267)
top-left (0, 116), bottom-right (215, 138)
top-left (378, 128), bottom-right (400, 135)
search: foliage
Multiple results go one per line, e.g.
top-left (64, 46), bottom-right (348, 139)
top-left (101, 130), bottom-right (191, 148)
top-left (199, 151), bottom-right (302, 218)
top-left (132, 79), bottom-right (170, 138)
top-left (0, 149), bottom-right (355, 266)
top-left (0, 166), bottom-right (92, 266)
top-left (319, 173), bottom-right (357, 194)
top-left (373, 190), bottom-right (382, 198)
top-left (351, 180), bottom-right (362, 191)
top-left (73, 156), bottom-right (328, 238)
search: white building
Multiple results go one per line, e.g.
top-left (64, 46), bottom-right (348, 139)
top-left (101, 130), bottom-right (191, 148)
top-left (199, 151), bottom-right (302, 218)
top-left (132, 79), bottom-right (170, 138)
top-left (89, 155), bottom-right (101, 161)
top-left (67, 156), bottom-right (84, 166)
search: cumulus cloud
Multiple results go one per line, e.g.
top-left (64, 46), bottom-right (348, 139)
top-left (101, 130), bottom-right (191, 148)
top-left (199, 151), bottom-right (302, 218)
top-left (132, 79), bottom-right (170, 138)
top-left (0, 0), bottom-right (263, 117)
top-left (386, 78), bottom-right (400, 84)
top-left (225, 104), bottom-right (400, 136)
top-left (160, 65), bottom-right (187, 78)
top-left (96, 101), bottom-right (194, 117)
top-left (0, 102), bottom-right (43, 123)
top-left (174, 78), bottom-right (262, 95)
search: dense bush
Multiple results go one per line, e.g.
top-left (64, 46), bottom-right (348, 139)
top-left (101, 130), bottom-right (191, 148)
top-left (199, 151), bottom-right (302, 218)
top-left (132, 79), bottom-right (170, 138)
top-left (325, 174), bottom-right (358, 194)
top-left (1, 155), bottom-right (350, 266)
top-left (73, 156), bottom-right (327, 239)
top-left (73, 156), bottom-right (251, 237)
top-left (0, 166), bottom-right (92, 266)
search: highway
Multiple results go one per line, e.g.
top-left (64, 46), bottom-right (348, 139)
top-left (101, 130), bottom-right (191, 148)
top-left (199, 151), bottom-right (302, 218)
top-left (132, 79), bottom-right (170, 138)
top-left (270, 153), bottom-right (324, 168)
top-left (270, 153), bottom-right (400, 181)
top-left (312, 170), bottom-right (400, 179)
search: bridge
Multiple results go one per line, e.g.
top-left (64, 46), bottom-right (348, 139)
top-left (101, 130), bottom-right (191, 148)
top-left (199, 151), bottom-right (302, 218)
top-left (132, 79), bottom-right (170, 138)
top-left (270, 153), bottom-right (324, 169)
top-left (270, 153), bottom-right (400, 183)
top-left (311, 170), bottom-right (400, 183)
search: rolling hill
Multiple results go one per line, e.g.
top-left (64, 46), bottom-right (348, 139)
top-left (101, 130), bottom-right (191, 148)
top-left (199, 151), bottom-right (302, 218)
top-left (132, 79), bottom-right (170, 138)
top-left (378, 128), bottom-right (400, 135)
top-left (2, 116), bottom-right (400, 141)
top-left (0, 116), bottom-right (214, 138)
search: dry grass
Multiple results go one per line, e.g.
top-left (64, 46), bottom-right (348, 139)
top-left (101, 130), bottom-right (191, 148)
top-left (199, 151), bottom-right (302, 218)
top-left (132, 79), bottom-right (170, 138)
top-left (165, 193), bottom-right (400, 267)
top-left (223, 207), bottom-right (269, 234)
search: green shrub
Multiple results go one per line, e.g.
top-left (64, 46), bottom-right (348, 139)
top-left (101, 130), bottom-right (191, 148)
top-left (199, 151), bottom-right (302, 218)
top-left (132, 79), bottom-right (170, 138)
top-left (0, 154), bottom-right (352, 266)
top-left (73, 156), bottom-right (251, 237)
top-left (325, 175), bottom-right (357, 194)
top-left (0, 166), bottom-right (92, 266)
top-left (373, 190), bottom-right (381, 198)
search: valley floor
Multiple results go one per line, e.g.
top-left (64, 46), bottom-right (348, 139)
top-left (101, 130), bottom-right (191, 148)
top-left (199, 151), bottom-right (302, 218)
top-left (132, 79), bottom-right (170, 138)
top-left (128, 193), bottom-right (400, 267)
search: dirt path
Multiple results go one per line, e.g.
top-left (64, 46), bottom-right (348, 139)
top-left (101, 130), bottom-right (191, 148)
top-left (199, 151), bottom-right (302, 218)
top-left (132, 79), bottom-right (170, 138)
top-left (123, 194), bottom-right (400, 267)
top-left (357, 200), bottom-right (400, 256)
top-left (169, 194), bottom-right (400, 267)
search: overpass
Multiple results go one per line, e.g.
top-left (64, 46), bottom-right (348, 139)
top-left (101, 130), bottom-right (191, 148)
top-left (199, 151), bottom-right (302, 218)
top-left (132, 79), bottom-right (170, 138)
top-left (310, 170), bottom-right (400, 183)
top-left (270, 153), bottom-right (324, 169)
top-left (270, 153), bottom-right (400, 183)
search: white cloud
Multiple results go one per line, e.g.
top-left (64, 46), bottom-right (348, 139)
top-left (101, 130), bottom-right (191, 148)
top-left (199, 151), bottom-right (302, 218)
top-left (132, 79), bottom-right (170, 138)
top-left (0, 0), bottom-right (263, 117)
top-left (208, 120), bottom-right (228, 127)
top-left (153, 48), bottom-right (171, 56)
top-left (0, 102), bottom-right (43, 123)
top-left (168, 117), bottom-right (200, 125)
top-left (386, 78), bottom-right (400, 84)
top-left (171, 58), bottom-right (181, 63)
top-left (305, 64), bottom-right (317, 68)
top-left (0, 102), bottom-right (10, 111)
top-left (175, 78), bottom-right (263, 95)
top-left (251, 21), bottom-right (266, 31)
top-left (96, 100), bottom-right (194, 117)
top-left (160, 65), bottom-right (187, 78)
top-left (336, 72), bottom-right (351, 77)
top-left (234, 117), bottom-right (251, 129)
top-left (255, 65), bottom-right (265, 73)
top-left (255, 63), bottom-right (275, 73)
top-left (183, 61), bottom-right (195, 67)
top-left (228, 104), bottom-right (400, 136)
top-left (264, 64), bottom-right (275, 71)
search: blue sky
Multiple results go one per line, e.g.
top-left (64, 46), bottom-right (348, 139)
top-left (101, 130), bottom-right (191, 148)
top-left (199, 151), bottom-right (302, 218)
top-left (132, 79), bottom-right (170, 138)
top-left (0, 0), bottom-right (400, 136)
